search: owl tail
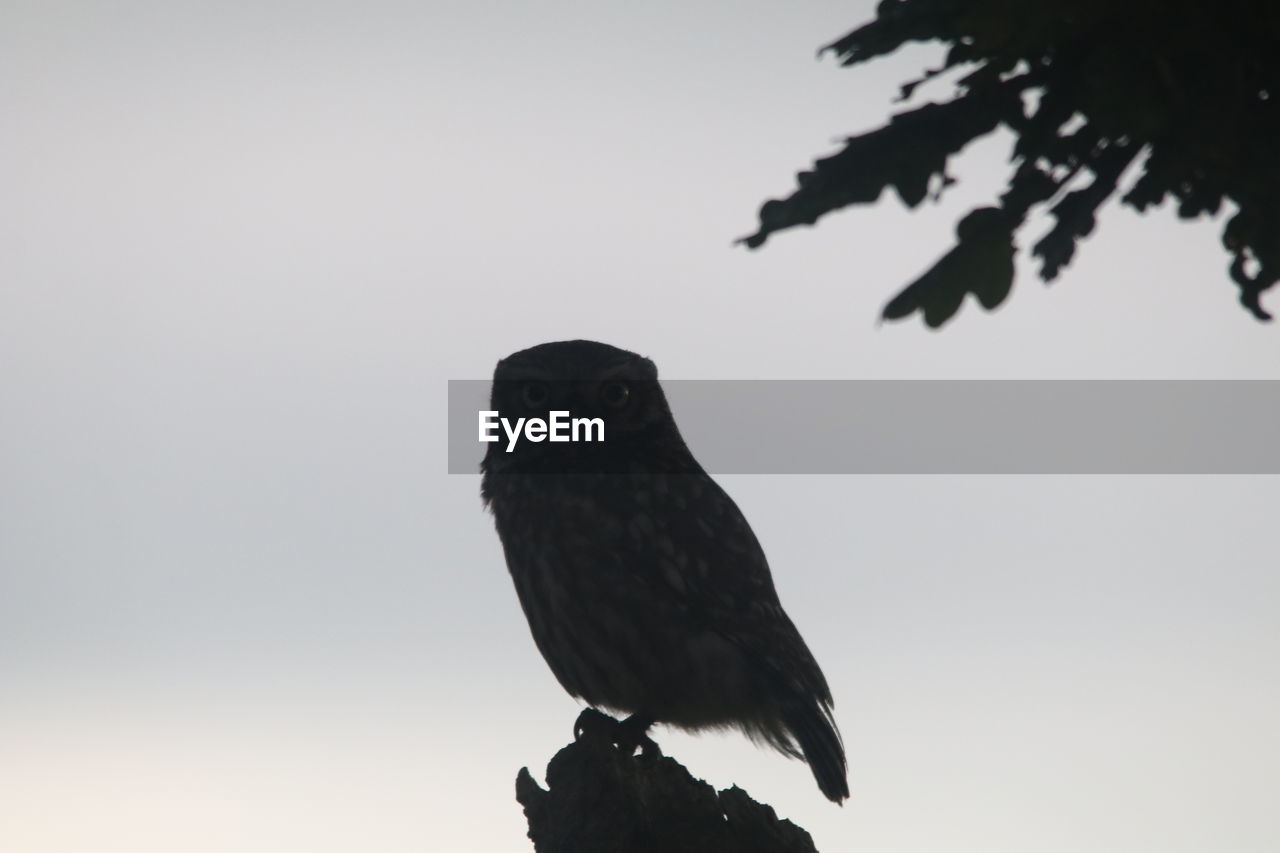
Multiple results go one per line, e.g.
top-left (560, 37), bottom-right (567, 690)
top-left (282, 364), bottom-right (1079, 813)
top-left (785, 700), bottom-right (849, 803)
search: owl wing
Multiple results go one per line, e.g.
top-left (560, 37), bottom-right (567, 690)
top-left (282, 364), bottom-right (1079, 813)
top-left (618, 470), bottom-right (835, 708)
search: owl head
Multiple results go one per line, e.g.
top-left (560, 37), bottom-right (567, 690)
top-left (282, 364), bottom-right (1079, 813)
top-left (482, 340), bottom-right (692, 474)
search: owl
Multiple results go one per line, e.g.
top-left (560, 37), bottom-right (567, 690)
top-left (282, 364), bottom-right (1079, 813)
top-left (480, 340), bottom-right (848, 803)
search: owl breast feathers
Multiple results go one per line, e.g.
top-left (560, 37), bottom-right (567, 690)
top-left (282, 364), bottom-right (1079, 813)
top-left (481, 340), bottom-right (848, 802)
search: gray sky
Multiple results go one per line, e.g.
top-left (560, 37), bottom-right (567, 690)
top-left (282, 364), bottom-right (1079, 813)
top-left (3, 2), bottom-right (1278, 851)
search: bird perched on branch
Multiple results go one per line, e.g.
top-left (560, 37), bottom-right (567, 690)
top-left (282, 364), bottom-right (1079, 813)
top-left (480, 340), bottom-right (848, 803)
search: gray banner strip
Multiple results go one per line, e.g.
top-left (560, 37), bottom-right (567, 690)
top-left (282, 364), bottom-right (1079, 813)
top-left (448, 380), bottom-right (1280, 474)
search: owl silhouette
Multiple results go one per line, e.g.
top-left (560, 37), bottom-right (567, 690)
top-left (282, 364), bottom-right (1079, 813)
top-left (480, 340), bottom-right (848, 802)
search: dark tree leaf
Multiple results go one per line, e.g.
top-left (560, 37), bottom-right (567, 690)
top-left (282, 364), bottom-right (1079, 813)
top-left (882, 207), bottom-right (1017, 327)
top-left (738, 89), bottom-right (1021, 249)
top-left (1032, 138), bottom-right (1139, 281)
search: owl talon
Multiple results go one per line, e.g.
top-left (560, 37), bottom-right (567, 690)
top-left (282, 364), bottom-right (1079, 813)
top-left (616, 713), bottom-right (660, 758)
top-left (573, 709), bottom-right (661, 758)
top-left (634, 733), bottom-right (662, 759)
top-left (573, 707), bottom-right (618, 743)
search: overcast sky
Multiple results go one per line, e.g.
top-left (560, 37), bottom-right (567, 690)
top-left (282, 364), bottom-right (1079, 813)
top-left (3, 2), bottom-right (1279, 852)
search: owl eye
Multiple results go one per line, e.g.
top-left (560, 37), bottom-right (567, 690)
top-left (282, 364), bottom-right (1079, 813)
top-left (600, 381), bottom-right (631, 409)
top-left (520, 381), bottom-right (550, 409)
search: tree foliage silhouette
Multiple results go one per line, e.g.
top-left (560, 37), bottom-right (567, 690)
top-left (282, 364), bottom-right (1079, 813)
top-left (740, 0), bottom-right (1280, 327)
